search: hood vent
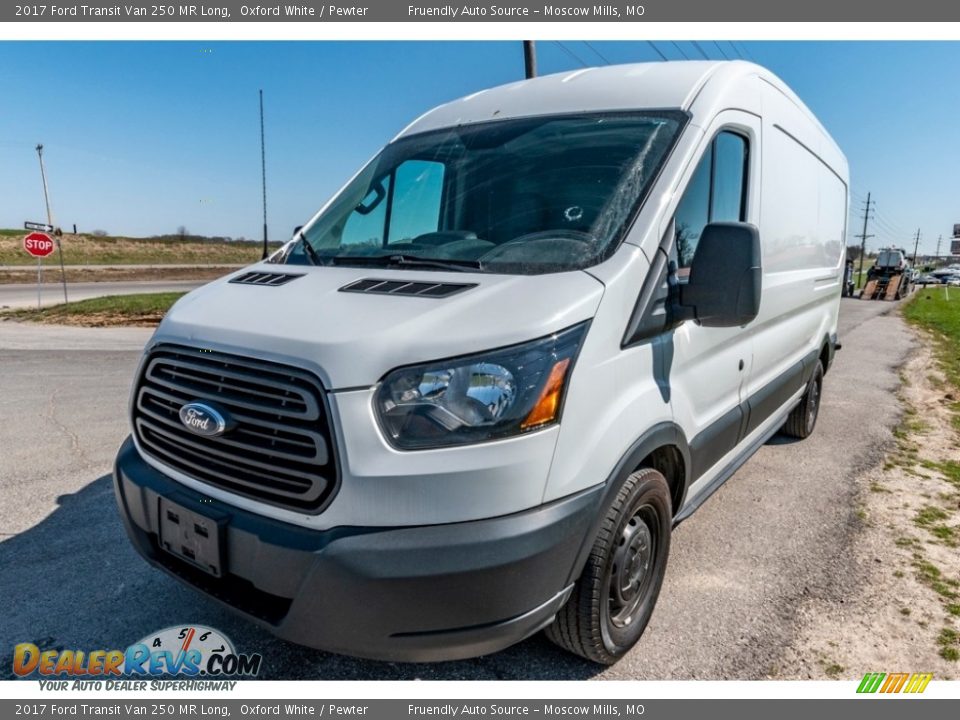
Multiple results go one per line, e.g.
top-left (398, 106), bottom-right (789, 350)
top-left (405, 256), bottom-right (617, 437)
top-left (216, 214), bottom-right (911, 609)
top-left (230, 271), bottom-right (304, 287)
top-left (340, 278), bottom-right (477, 298)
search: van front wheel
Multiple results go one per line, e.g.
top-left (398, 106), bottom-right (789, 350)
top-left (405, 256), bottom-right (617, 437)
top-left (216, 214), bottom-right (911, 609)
top-left (546, 468), bottom-right (671, 665)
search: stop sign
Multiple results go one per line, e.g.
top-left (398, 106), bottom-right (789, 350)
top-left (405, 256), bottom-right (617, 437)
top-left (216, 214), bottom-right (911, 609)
top-left (23, 232), bottom-right (55, 258)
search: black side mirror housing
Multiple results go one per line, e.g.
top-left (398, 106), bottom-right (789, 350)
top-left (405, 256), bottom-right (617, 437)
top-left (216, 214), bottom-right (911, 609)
top-left (679, 222), bottom-right (762, 328)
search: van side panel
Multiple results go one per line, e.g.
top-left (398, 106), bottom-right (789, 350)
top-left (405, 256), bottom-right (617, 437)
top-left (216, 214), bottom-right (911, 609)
top-left (744, 83), bottom-right (846, 411)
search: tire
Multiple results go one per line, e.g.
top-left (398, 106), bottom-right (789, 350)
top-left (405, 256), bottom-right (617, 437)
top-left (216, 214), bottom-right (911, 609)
top-left (781, 360), bottom-right (824, 439)
top-left (545, 468), bottom-right (672, 665)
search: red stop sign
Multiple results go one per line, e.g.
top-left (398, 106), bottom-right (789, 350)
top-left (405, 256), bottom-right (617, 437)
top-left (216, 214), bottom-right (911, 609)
top-left (23, 232), bottom-right (55, 258)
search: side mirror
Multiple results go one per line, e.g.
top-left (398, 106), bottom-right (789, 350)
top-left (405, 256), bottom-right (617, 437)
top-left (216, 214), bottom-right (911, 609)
top-left (679, 222), bottom-right (761, 328)
top-left (293, 225), bottom-right (303, 235)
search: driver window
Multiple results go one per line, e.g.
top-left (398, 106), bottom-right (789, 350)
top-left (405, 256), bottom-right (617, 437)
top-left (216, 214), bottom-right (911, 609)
top-left (673, 131), bottom-right (748, 275)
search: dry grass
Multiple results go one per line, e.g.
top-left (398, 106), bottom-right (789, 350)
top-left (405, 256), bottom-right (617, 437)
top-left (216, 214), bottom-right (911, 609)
top-left (0, 231), bottom-right (281, 266)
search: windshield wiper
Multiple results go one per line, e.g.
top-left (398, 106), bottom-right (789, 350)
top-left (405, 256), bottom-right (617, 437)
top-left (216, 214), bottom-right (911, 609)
top-left (329, 254), bottom-right (483, 273)
top-left (294, 231), bottom-right (324, 266)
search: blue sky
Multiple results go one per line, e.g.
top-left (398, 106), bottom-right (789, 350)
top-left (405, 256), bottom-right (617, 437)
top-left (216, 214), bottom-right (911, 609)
top-left (1, 41), bottom-right (957, 255)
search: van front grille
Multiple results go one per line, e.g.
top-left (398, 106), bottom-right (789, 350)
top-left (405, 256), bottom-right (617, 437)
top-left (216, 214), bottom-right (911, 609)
top-left (132, 344), bottom-right (338, 512)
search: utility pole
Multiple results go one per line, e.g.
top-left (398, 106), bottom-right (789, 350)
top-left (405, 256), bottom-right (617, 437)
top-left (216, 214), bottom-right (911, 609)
top-left (259, 89), bottom-right (269, 260)
top-left (36, 143), bottom-right (68, 303)
top-left (935, 235), bottom-right (942, 268)
top-left (911, 228), bottom-right (921, 267)
top-left (855, 192), bottom-right (874, 290)
top-left (523, 41), bottom-right (537, 79)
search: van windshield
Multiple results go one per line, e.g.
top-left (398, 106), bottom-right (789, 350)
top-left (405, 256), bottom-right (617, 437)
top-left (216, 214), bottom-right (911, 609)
top-left (281, 112), bottom-right (685, 275)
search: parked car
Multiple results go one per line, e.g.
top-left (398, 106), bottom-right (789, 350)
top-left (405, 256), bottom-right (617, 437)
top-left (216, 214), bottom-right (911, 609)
top-left (114, 60), bottom-right (847, 665)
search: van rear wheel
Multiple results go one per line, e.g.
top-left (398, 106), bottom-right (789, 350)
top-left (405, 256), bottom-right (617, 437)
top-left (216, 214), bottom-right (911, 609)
top-left (781, 360), bottom-right (824, 439)
top-left (545, 468), bottom-right (671, 665)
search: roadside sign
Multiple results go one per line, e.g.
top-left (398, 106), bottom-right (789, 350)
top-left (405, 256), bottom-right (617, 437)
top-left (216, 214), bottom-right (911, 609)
top-left (23, 232), bottom-right (56, 258)
top-left (24, 221), bottom-right (55, 233)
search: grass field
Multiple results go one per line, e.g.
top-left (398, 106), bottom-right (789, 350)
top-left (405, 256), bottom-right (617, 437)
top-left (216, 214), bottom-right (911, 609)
top-left (0, 230), bottom-right (282, 266)
top-left (904, 286), bottom-right (960, 427)
top-left (4, 292), bottom-right (186, 327)
top-left (0, 266), bottom-right (232, 285)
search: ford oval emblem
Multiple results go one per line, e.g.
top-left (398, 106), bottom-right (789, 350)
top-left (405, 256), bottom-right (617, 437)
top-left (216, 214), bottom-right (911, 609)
top-left (179, 402), bottom-right (230, 437)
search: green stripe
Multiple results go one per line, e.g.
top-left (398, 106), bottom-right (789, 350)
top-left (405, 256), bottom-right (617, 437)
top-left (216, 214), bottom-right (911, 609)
top-left (857, 673), bottom-right (885, 693)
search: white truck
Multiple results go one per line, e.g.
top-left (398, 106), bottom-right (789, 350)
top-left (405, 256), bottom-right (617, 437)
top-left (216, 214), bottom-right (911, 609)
top-left (114, 60), bottom-right (847, 665)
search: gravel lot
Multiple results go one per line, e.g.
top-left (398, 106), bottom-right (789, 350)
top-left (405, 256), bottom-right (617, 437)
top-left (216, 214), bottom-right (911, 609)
top-left (0, 299), bottom-right (914, 680)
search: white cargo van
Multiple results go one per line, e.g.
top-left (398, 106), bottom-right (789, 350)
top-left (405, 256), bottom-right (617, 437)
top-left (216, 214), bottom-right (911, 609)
top-left (114, 61), bottom-right (847, 665)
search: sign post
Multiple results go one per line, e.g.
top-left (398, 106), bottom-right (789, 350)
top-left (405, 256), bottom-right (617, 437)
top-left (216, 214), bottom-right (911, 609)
top-left (34, 144), bottom-right (68, 303)
top-left (23, 231), bottom-right (56, 310)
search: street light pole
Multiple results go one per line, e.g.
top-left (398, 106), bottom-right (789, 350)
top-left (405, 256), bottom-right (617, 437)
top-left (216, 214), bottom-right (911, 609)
top-left (37, 144), bottom-right (53, 225)
top-left (259, 89), bottom-right (269, 260)
top-left (36, 144), bottom-right (69, 303)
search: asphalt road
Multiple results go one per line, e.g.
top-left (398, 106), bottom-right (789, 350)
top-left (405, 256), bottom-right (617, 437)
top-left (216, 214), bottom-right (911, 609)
top-left (0, 280), bottom-right (207, 310)
top-left (0, 299), bottom-right (914, 680)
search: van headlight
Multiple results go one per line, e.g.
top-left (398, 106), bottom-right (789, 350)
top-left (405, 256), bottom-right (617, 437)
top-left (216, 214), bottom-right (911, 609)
top-left (375, 322), bottom-right (589, 450)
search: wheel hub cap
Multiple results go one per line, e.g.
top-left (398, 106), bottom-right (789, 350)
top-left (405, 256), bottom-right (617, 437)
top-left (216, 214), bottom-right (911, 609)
top-left (609, 509), bottom-right (655, 627)
top-left (807, 378), bottom-right (820, 429)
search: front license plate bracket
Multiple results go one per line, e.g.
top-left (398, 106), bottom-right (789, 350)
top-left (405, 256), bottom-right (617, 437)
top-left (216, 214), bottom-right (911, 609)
top-left (158, 495), bottom-right (229, 578)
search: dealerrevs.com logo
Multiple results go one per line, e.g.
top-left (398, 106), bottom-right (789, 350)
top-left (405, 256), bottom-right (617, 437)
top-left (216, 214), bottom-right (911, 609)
top-left (856, 672), bottom-right (933, 694)
top-left (13, 625), bottom-right (262, 689)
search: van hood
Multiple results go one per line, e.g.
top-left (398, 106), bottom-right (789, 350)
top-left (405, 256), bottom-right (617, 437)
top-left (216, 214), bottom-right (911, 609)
top-left (151, 264), bottom-right (605, 389)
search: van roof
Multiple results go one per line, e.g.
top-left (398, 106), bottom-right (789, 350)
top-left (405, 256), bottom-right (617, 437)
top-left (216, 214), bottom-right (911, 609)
top-left (403, 61), bottom-right (773, 132)
top-left (398, 59), bottom-right (845, 179)
top-left (399, 61), bottom-right (724, 137)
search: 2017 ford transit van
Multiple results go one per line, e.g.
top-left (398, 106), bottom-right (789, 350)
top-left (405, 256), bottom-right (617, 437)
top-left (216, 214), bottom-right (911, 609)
top-left (113, 60), bottom-right (847, 665)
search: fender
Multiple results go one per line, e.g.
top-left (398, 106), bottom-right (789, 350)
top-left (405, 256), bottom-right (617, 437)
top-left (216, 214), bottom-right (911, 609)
top-left (563, 422), bottom-right (691, 586)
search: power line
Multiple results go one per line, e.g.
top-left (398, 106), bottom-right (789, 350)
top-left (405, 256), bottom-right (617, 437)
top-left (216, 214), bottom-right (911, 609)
top-left (713, 41), bottom-right (730, 60)
top-left (554, 41), bottom-right (589, 68)
top-left (735, 41), bottom-right (755, 61)
top-left (871, 217), bottom-right (910, 244)
top-left (870, 211), bottom-right (911, 243)
top-left (583, 41), bottom-right (611, 65)
top-left (670, 41), bottom-right (690, 60)
top-left (874, 211), bottom-right (911, 238)
top-left (646, 41), bottom-right (668, 62)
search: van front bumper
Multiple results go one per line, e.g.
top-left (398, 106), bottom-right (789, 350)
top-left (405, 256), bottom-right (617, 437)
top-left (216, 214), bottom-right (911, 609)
top-left (112, 437), bottom-right (600, 662)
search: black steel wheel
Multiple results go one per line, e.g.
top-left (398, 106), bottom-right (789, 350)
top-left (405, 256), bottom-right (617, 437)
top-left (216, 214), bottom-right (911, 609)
top-left (545, 468), bottom-right (672, 665)
top-left (782, 360), bottom-right (824, 439)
